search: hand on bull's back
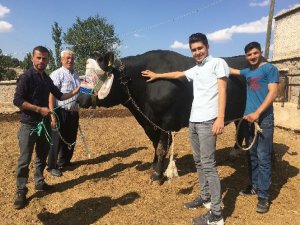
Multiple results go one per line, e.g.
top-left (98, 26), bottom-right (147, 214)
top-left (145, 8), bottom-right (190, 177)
top-left (141, 70), bottom-right (158, 82)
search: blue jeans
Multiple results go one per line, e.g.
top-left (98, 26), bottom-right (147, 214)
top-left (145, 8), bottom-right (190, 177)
top-left (247, 113), bottom-right (274, 200)
top-left (16, 123), bottom-right (50, 193)
top-left (189, 120), bottom-right (222, 216)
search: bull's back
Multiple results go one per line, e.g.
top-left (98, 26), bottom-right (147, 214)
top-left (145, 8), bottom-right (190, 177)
top-left (122, 51), bottom-right (247, 129)
top-left (123, 50), bottom-right (194, 131)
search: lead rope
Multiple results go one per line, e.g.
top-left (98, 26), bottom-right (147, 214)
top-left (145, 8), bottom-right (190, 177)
top-left (30, 117), bottom-right (53, 145)
top-left (117, 60), bottom-right (262, 179)
top-left (234, 118), bottom-right (262, 151)
top-left (30, 100), bottom-right (78, 149)
top-left (117, 61), bottom-right (178, 179)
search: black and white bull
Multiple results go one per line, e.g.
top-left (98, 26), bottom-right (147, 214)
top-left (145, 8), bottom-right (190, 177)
top-left (77, 50), bottom-right (248, 184)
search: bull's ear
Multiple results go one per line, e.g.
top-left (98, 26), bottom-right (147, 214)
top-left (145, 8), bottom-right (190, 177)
top-left (91, 51), bottom-right (101, 59)
top-left (104, 52), bottom-right (114, 68)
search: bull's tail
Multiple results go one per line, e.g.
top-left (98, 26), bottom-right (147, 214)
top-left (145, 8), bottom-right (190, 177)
top-left (164, 132), bottom-right (179, 179)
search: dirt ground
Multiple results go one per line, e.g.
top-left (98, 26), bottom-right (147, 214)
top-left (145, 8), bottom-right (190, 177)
top-left (0, 106), bottom-right (299, 225)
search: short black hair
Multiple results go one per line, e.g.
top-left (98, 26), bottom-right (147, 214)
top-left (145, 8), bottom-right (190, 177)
top-left (189, 33), bottom-right (208, 47)
top-left (244, 42), bottom-right (261, 53)
top-left (32, 46), bottom-right (50, 55)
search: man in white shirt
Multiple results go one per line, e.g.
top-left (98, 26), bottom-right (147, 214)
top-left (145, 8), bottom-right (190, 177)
top-left (47, 50), bottom-right (80, 177)
top-left (142, 33), bottom-right (228, 225)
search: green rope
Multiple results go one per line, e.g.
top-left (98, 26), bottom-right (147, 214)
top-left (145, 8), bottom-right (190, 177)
top-left (30, 99), bottom-right (77, 145)
top-left (30, 117), bottom-right (53, 145)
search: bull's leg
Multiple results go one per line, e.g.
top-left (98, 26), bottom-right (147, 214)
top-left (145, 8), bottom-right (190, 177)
top-left (230, 120), bottom-right (248, 157)
top-left (234, 120), bottom-right (243, 148)
top-left (150, 132), bottom-right (170, 184)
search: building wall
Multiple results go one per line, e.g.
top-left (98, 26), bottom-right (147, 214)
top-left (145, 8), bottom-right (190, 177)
top-left (272, 6), bottom-right (300, 61)
top-left (0, 81), bottom-right (19, 113)
top-left (272, 5), bottom-right (300, 104)
top-left (272, 59), bottom-right (300, 104)
top-left (0, 76), bottom-right (84, 114)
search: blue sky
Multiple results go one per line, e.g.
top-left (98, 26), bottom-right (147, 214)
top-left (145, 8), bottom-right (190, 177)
top-left (0, 0), bottom-right (299, 60)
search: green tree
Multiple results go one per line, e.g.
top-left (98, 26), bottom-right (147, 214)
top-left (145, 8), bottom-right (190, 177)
top-left (0, 49), bottom-right (20, 80)
top-left (21, 52), bottom-right (32, 71)
top-left (11, 58), bottom-right (21, 67)
top-left (0, 55), bottom-right (11, 71)
top-left (47, 49), bottom-right (57, 74)
top-left (3, 69), bottom-right (17, 80)
top-left (64, 15), bottom-right (121, 74)
top-left (0, 49), bottom-right (4, 80)
top-left (52, 21), bottom-right (62, 68)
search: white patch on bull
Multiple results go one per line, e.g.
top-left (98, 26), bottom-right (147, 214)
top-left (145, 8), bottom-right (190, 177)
top-left (80, 58), bottom-right (114, 99)
top-left (85, 58), bottom-right (105, 77)
top-left (81, 58), bottom-right (105, 91)
top-left (98, 74), bottom-right (114, 99)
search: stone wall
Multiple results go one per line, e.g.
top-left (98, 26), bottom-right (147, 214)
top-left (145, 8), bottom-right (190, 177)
top-left (272, 5), bottom-right (300, 105)
top-left (272, 5), bottom-right (300, 61)
top-left (272, 59), bottom-right (300, 104)
top-left (0, 80), bottom-right (19, 113)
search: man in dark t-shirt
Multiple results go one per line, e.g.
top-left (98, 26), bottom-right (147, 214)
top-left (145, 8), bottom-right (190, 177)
top-left (13, 46), bottom-right (79, 209)
top-left (230, 42), bottom-right (279, 214)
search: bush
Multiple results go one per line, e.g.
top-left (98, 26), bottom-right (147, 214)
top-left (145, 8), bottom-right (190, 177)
top-left (3, 69), bottom-right (17, 80)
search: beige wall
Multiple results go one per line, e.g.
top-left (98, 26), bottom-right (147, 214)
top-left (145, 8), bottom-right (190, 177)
top-left (272, 6), bottom-right (300, 61)
top-left (272, 60), bottom-right (300, 104)
top-left (0, 81), bottom-right (19, 113)
top-left (272, 5), bottom-right (300, 104)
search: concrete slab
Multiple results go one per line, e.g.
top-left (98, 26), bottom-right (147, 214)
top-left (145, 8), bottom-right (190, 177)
top-left (274, 102), bottom-right (300, 132)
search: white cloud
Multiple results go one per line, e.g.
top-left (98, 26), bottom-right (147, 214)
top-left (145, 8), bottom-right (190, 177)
top-left (133, 33), bottom-right (144, 38)
top-left (249, 0), bottom-right (269, 7)
top-left (170, 40), bottom-right (189, 49)
top-left (112, 43), bottom-right (121, 49)
top-left (276, 3), bottom-right (300, 15)
top-left (170, 17), bottom-right (270, 46)
top-left (0, 20), bottom-right (13, 32)
top-left (0, 4), bottom-right (12, 32)
top-left (207, 16), bottom-right (269, 43)
top-left (0, 4), bottom-right (10, 18)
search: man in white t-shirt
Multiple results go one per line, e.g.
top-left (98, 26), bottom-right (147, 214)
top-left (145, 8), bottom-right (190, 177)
top-left (142, 33), bottom-right (228, 225)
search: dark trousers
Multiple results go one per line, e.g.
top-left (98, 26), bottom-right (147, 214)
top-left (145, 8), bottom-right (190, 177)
top-left (47, 109), bottom-right (79, 169)
top-left (16, 122), bottom-right (51, 193)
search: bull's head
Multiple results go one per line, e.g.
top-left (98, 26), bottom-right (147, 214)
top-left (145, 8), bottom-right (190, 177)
top-left (77, 52), bottom-right (116, 108)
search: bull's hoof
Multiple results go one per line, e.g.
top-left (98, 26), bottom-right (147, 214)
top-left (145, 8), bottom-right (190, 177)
top-left (149, 179), bottom-right (162, 185)
top-left (149, 173), bottom-right (163, 185)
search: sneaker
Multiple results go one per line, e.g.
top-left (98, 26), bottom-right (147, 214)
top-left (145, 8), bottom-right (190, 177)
top-left (35, 182), bottom-right (54, 192)
top-left (48, 168), bottom-right (62, 177)
top-left (58, 162), bottom-right (74, 170)
top-left (239, 185), bottom-right (257, 196)
top-left (184, 196), bottom-right (211, 210)
top-left (192, 210), bottom-right (224, 225)
top-left (256, 197), bottom-right (270, 213)
top-left (13, 192), bottom-right (26, 209)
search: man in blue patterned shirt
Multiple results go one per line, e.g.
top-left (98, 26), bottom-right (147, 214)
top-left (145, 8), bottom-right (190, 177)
top-left (230, 41), bottom-right (279, 214)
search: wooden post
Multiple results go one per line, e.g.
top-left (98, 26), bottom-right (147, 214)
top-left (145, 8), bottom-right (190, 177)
top-left (264, 0), bottom-right (275, 60)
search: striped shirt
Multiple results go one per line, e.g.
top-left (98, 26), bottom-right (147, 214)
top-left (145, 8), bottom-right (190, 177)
top-left (50, 66), bottom-right (81, 111)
